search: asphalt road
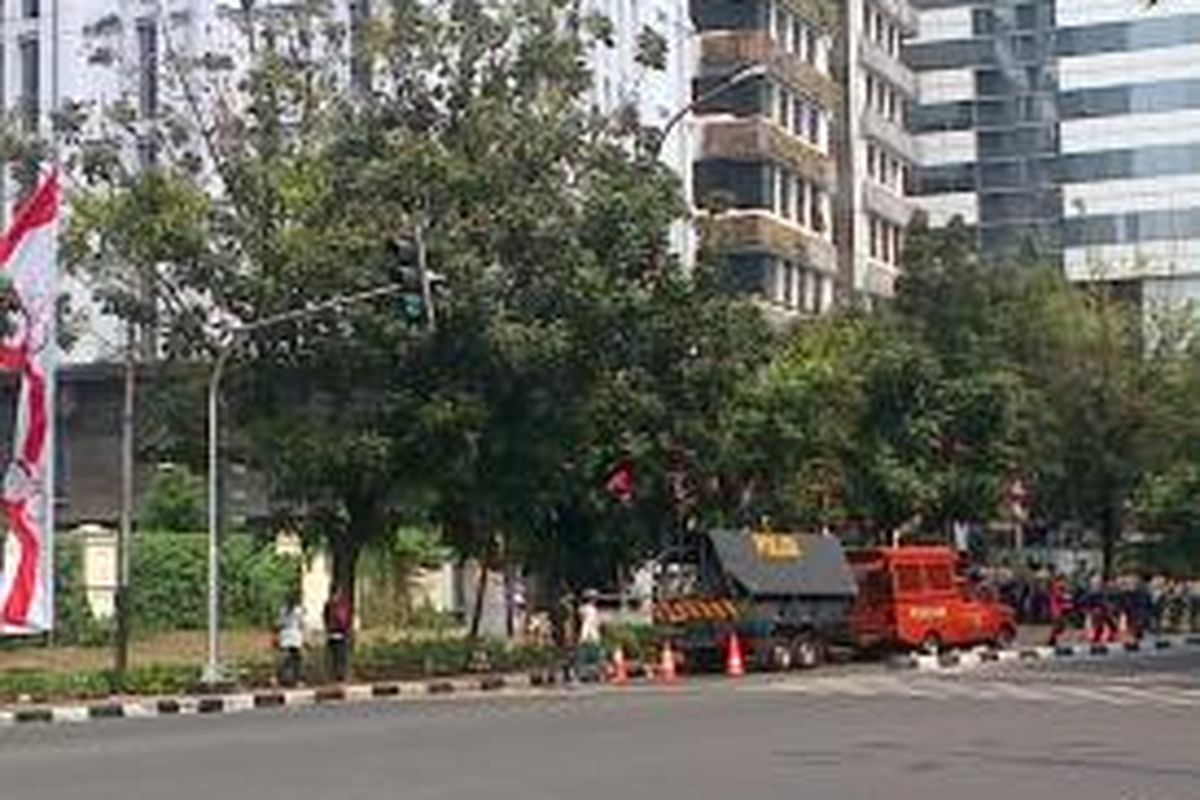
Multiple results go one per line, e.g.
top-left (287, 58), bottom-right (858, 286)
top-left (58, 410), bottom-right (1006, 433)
top-left (0, 651), bottom-right (1196, 800)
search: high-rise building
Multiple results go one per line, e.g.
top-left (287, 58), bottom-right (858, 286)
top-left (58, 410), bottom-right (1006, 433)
top-left (909, 0), bottom-right (1200, 312)
top-left (843, 0), bottom-right (921, 299)
top-left (689, 0), bottom-right (920, 317)
top-left (691, 0), bottom-right (840, 316)
top-left (585, 0), bottom-right (697, 264)
top-left (17, 2), bottom-right (695, 359)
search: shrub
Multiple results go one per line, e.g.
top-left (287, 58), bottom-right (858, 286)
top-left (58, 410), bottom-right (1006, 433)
top-left (602, 622), bottom-right (667, 663)
top-left (141, 464), bottom-right (205, 532)
top-left (351, 637), bottom-right (558, 682)
top-left (0, 669), bottom-right (112, 703)
top-left (124, 532), bottom-right (299, 633)
top-left (55, 537), bottom-right (113, 647)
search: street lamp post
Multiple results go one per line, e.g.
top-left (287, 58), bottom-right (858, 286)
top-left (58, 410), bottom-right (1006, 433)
top-left (651, 62), bottom-right (768, 159)
top-left (201, 281), bottom-right (415, 686)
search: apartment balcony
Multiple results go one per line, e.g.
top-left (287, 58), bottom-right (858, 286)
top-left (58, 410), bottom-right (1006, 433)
top-left (861, 257), bottom-right (900, 298)
top-left (708, 210), bottom-right (838, 275)
top-left (873, 0), bottom-right (918, 35)
top-left (699, 30), bottom-right (841, 110)
top-left (859, 39), bottom-right (917, 98)
top-left (700, 117), bottom-right (837, 188)
top-left (861, 110), bottom-right (917, 164)
top-left (864, 181), bottom-right (916, 229)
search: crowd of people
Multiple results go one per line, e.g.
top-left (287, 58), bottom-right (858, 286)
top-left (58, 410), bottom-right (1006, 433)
top-left (992, 569), bottom-right (1200, 643)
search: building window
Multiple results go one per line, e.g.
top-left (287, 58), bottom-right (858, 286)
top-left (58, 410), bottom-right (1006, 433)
top-left (19, 37), bottom-right (38, 132)
top-left (22, 0), bottom-right (38, 19)
top-left (137, 20), bottom-right (159, 121)
top-left (772, 259), bottom-right (787, 305)
top-left (808, 108), bottom-right (822, 148)
top-left (775, 168), bottom-right (792, 218)
top-left (806, 28), bottom-right (819, 67)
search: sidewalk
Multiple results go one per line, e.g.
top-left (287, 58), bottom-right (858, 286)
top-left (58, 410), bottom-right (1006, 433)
top-left (0, 671), bottom-right (544, 726)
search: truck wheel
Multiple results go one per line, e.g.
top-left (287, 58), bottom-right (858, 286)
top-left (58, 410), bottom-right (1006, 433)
top-left (792, 634), bottom-right (822, 669)
top-left (769, 642), bottom-right (793, 671)
top-left (991, 624), bottom-right (1017, 650)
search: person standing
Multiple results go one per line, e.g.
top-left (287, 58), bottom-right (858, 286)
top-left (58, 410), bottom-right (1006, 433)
top-left (1048, 572), bottom-right (1069, 646)
top-left (576, 589), bottom-right (603, 682)
top-left (323, 588), bottom-right (352, 683)
top-left (277, 593), bottom-right (305, 688)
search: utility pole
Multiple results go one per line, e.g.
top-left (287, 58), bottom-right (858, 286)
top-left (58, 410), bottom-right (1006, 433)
top-left (114, 319), bottom-right (135, 684)
top-left (202, 281), bottom-right (420, 686)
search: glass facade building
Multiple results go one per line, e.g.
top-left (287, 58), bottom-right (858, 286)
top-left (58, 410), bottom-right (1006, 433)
top-left (909, 0), bottom-right (1200, 308)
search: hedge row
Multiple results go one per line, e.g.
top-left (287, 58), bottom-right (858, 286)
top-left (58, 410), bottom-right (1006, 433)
top-left (51, 532), bottom-right (300, 646)
top-left (0, 637), bottom-right (562, 702)
top-left (0, 664), bottom-right (201, 702)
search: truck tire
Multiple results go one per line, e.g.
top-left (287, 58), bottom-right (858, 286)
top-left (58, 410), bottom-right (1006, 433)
top-left (991, 624), bottom-right (1017, 650)
top-left (791, 632), bottom-right (822, 669)
top-left (769, 641), bottom-right (793, 671)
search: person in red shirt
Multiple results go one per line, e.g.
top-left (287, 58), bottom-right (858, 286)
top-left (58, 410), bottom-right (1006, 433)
top-left (323, 589), bottom-right (352, 682)
top-left (1048, 573), bottom-right (1070, 646)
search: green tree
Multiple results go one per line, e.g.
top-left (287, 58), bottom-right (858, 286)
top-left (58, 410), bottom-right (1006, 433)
top-left (141, 463), bottom-right (206, 532)
top-left (1000, 269), bottom-right (1172, 577)
top-left (61, 0), bottom-right (761, 655)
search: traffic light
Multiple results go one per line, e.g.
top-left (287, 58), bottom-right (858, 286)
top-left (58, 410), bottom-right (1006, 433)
top-left (400, 292), bottom-right (424, 324)
top-left (388, 231), bottom-right (446, 331)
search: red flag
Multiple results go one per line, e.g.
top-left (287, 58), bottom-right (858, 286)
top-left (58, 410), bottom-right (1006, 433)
top-left (0, 172), bottom-right (59, 635)
top-left (605, 459), bottom-right (634, 505)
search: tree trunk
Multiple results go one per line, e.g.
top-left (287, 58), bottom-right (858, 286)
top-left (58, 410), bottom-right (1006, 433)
top-left (329, 528), bottom-right (361, 627)
top-left (468, 559), bottom-right (489, 642)
top-left (1100, 502), bottom-right (1121, 582)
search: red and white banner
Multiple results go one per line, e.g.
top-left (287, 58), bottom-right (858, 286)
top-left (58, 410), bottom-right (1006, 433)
top-left (0, 173), bottom-right (59, 635)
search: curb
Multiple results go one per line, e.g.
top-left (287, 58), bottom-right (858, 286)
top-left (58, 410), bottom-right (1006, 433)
top-left (891, 633), bottom-right (1200, 672)
top-left (0, 672), bottom-right (539, 728)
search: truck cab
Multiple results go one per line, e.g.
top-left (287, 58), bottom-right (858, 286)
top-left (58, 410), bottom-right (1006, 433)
top-left (848, 546), bottom-right (1016, 653)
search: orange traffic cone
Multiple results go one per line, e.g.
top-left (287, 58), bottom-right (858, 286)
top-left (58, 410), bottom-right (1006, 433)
top-left (610, 645), bottom-right (629, 685)
top-left (658, 641), bottom-right (678, 683)
top-left (725, 631), bottom-right (746, 678)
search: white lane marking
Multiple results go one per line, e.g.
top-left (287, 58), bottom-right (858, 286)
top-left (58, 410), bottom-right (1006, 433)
top-left (284, 689), bottom-right (317, 706)
top-left (914, 680), bottom-right (1006, 701)
top-left (223, 694), bottom-right (255, 713)
top-left (344, 685), bottom-right (374, 701)
top-left (1047, 685), bottom-right (1138, 706)
top-left (51, 706), bottom-right (89, 723)
top-left (122, 702), bottom-right (157, 718)
top-left (1099, 685), bottom-right (1197, 708)
top-left (983, 682), bottom-right (1062, 703)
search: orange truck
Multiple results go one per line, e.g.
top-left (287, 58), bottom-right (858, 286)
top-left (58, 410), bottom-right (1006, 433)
top-left (847, 546), bottom-right (1016, 653)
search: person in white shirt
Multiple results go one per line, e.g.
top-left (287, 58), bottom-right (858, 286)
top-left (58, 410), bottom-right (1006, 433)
top-left (578, 590), bottom-right (602, 646)
top-left (277, 593), bottom-right (305, 687)
top-left (574, 589), bottom-right (604, 682)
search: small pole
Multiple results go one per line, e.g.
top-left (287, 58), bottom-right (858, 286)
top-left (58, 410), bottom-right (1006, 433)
top-left (203, 344), bottom-right (233, 686)
top-left (114, 320), bottom-right (135, 684)
top-left (198, 282), bottom-right (415, 686)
